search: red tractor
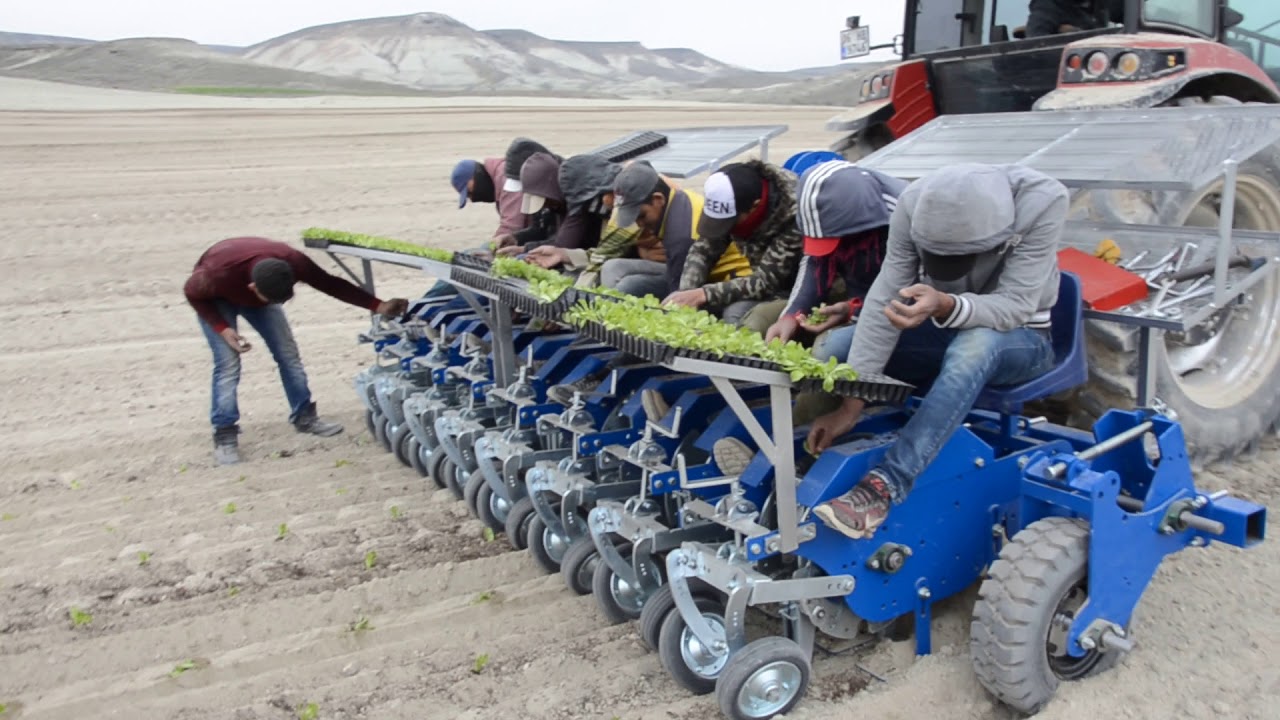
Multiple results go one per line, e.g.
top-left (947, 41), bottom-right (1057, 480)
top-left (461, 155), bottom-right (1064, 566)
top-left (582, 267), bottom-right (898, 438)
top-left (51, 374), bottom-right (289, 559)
top-left (830, 0), bottom-right (1280, 157)
top-left (828, 1), bottom-right (1280, 466)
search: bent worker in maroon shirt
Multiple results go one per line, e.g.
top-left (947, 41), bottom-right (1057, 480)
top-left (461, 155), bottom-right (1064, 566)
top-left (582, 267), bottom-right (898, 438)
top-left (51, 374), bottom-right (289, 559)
top-left (184, 236), bottom-right (409, 465)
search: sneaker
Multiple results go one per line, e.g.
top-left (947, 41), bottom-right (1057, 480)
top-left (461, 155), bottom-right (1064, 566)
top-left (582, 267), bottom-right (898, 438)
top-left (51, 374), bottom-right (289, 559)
top-left (546, 368), bottom-right (610, 406)
top-left (712, 437), bottom-right (755, 477)
top-left (812, 474), bottom-right (893, 540)
top-left (213, 425), bottom-right (241, 466)
top-left (293, 402), bottom-right (344, 437)
top-left (641, 389), bottom-right (670, 423)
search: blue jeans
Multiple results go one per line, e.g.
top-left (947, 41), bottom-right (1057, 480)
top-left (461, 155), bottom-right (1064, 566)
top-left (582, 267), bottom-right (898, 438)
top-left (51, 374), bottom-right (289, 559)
top-left (600, 258), bottom-right (669, 298)
top-left (817, 320), bottom-right (1055, 503)
top-left (198, 301), bottom-right (312, 430)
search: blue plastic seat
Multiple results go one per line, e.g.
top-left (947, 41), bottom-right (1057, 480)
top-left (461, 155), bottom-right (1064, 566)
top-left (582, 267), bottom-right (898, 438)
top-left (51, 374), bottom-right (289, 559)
top-left (782, 150), bottom-right (845, 176)
top-left (973, 271), bottom-right (1087, 416)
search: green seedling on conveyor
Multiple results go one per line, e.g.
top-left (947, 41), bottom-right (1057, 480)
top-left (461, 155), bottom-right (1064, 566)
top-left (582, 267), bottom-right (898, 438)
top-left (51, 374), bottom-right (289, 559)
top-left (301, 227), bottom-right (454, 263)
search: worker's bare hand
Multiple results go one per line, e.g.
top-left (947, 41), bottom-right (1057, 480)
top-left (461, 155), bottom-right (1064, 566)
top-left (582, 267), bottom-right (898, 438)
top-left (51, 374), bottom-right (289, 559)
top-left (663, 288), bottom-right (707, 309)
top-left (885, 284), bottom-right (951, 330)
top-left (798, 301), bottom-right (852, 334)
top-left (524, 245), bottom-right (569, 269)
top-left (376, 298), bottom-right (409, 318)
top-left (493, 234), bottom-right (518, 249)
top-left (220, 328), bottom-right (251, 354)
top-left (805, 398), bottom-right (866, 454)
top-left (765, 314), bottom-right (800, 345)
top-left (496, 244), bottom-right (526, 257)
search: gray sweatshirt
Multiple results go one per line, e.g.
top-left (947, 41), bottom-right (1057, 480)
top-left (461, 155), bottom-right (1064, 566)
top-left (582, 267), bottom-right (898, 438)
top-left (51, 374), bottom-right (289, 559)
top-left (846, 163), bottom-right (1068, 376)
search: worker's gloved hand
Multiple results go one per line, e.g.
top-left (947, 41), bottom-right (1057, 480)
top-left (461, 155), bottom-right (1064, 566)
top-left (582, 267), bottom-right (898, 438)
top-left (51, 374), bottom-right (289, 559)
top-left (220, 327), bottom-right (251, 354)
top-left (376, 298), bottom-right (410, 318)
top-left (765, 314), bottom-right (801, 345)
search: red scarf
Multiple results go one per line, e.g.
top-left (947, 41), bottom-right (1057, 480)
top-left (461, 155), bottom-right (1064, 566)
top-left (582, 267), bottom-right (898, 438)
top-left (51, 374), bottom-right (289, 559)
top-left (731, 181), bottom-right (770, 239)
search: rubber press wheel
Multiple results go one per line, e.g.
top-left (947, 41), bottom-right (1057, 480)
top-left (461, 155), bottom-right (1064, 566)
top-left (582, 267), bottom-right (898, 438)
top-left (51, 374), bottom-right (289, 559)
top-left (526, 508), bottom-right (571, 574)
top-left (658, 594), bottom-right (730, 695)
top-left (593, 542), bottom-right (659, 625)
top-left (391, 425), bottom-right (413, 467)
top-left (503, 496), bottom-right (536, 551)
top-left (463, 471), bottom-right (487, 519)
top-left (424, 448), bottom-right (449, 490)
top-left (715, 637), bottom-right (812, 720)
top-left (639, 580), bottom-right (717, 652)
top-left (969, 517), bottom-right (1125, 715)
top-left (374, 414), bottom-right (391, 452)
top-left (440, 458), bottom-right (465, 501)
top-left (560, 536), bottom-right (610, 596)
top-left (364, 409), bottom-right (377, 436)
top-left (476, 482), bottom-right (509, 534)
top-left (407, 437), bottom-right (428, 478)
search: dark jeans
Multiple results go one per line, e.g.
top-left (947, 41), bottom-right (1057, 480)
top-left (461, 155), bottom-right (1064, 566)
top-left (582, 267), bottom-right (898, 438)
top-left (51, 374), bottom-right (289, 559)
top-left (198, 301), bottom-right (312, 430)
top-left (819, 320), bottom-right (1056, 503)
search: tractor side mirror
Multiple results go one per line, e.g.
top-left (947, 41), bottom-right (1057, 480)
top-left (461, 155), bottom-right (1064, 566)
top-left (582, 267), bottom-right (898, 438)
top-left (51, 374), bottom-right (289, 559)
top-left (1223, 7), bottom-right (1244, 31)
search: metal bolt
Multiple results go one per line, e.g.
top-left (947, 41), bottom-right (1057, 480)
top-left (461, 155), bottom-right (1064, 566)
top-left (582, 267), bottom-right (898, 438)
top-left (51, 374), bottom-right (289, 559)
top-left (1079, 636), bottom-right (1097, 650)
top-left (1159, 525), bottom-right (1175, 535)
top-left (917, 587), bottom-right (931, 599)
top-left (843, 580), bottom-right (854, 591)
top-left (1017, 456), bottom-right (1029, 469)
top-left (903, 547), bottom-right (913, 557)
top-left (974, 458), bottom-right (985, 468)
top-left (814, 607), bottom-right (826, 619)
top-left (869, 559), bottom-right (881, 570)
top-left (1193, 495), bottom-right (1208, 509)
top-left (767, 539), bottom-right (780, 553)
top-left (750, 543), bottom-right (762, 554)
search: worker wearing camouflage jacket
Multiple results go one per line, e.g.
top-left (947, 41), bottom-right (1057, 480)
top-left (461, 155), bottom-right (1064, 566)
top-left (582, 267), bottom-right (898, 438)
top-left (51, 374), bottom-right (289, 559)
top-left (666, 160), bottom-right (802, 334)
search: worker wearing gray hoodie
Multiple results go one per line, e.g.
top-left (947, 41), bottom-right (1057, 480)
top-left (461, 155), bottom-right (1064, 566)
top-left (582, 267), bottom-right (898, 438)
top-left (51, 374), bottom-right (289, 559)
top-left (808, 163), bottom-right (1067, 540)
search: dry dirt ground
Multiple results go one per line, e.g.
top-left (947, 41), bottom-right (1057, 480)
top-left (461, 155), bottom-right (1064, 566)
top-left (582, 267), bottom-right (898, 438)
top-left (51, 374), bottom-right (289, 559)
top-left (0, 81), bottom-right (1276, 720)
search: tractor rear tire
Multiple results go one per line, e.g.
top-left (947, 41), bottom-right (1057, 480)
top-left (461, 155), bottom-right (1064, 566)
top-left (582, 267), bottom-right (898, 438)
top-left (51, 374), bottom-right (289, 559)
top-left (1072, 94), bottom-right (1280, 466)
top-left (970, 517), bottom-right (1125, 715)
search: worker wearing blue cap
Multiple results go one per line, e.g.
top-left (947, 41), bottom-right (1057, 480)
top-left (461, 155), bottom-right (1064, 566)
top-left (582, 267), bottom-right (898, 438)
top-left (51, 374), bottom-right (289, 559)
top-left (449, 156), bottom-right (526, 242)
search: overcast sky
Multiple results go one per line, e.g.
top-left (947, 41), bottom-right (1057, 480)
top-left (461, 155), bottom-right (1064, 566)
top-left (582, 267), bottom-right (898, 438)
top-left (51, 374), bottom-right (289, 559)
top-left (7, 1), bottom-right (907, 71)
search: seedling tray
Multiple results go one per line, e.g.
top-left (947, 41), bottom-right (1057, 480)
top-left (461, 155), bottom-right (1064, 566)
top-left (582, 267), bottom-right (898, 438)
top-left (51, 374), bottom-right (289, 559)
top-left (496, 283), bottom-right (580, 322)
top-left (797, 372), bottom-right (915, 405)
top-left (448, 266), bottom-right (506, 295)
top-left (451, 252), bottom-right (493, 272)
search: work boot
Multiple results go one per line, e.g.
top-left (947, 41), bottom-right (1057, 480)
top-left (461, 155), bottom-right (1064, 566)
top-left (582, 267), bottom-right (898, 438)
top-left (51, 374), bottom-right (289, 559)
top-left (293, 402), bottom-right (344, 437)
top-left (547, 368), bottom-right (610, 406)
top-left (641, 389), bottom-right (670, 424)
top-left (812, 473), bottom-right (893, 540)
top-left (213, 425), bottom-right (241, 466)
top-left (712, 437), bottom-right (755, 477)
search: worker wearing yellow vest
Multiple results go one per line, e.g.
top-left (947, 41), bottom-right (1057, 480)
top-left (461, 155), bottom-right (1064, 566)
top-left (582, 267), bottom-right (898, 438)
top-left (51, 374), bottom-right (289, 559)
top-left (601, 161), bottom-right (751, 298)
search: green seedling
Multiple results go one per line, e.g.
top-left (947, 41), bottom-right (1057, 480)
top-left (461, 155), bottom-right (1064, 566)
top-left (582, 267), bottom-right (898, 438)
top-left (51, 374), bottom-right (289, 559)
top-left (69, 607), bottom-right (92, 627)
top-left (389, 506), bottom-right (402, 520)
top-left (223, 503), bottom-right (237, 515)
top-left (227, 587), bottom-right (241, 598)
top-left (364, 550), bottom-right (378, 570)
top-left (349, 615), bottom-right (373, 632)
top-left (335, 487), bottom-right (348, 496)
top-left (0, 513), bottom-right (13, 521)
top-left (471, 653), bottom-right (490, 675)
top-left (277, 524), bottom-right (289, 540)
top-left (334, 459), bottom-right (350, 468)
top-left (472, 590), bottom-right (494, 605)
top-left (481, 527), bottom-right (495, 543)
top-left (70, 480), bottom-right (81, 490)
top-left (105, 525), bottom-right (116, 533)
top-left (804, 306), bottom-right (829, 325)
top-left (237, 475), bottom-right (247, 483)
top-left (301, 227), bottom-right (455, 263)
top-left (138, 551), bottom-right (151, 566)
top-left (296, 702), bottom-right (319, 720)
top-left (178, 464), bottom-right (189, 474)
top-left (168, 659), bottom-right (200, 678)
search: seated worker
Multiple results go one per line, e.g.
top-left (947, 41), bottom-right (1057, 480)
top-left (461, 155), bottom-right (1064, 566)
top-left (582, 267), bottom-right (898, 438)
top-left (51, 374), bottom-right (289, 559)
top-left (184, 236), bottom-right (409, 465)
top-left (496, 137), bottom-right (564, 252)
top-left (663, 160), bottom-right (803, 334)
top-left (498, 151), bottom-right (610, 257)
top-left (450, 155), bottom-right (526, 241)
top-left (764, 161), bottom-right (908, 351)
top-left (522, 153), bottom-right (631, 272)
top-left (1025, 0), bottom-right (1122, 37)
top-left (806, 163), bottom-right (1067, 539)
top-left (602, 161), bottom-right (752, 299)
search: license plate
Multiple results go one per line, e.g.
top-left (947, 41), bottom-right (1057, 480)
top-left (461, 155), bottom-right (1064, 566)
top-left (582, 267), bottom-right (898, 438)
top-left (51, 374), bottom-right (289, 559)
top-left (840, 26), bottom-right (871, 59)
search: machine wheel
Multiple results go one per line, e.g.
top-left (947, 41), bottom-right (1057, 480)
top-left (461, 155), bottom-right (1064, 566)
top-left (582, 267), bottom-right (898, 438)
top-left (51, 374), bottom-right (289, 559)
top-left (440, 458), bottom-right (465, 501)
top-left (658, 595), bottom-right (730, 695)
top-left (970, 517), bottom-right (1126, 715)
top-left (374, 414), bottom-right (391, 452)
top-left (390, 425), bottom-right (412, 467)
top-left (715, 636), bottom-right (811, 720)
top-left (639, 580), bottom-right (718, 652)
top-left (560, 536), bottom-right (609, 596)
top-left (463, 471), bottom-right (487, 519)
top-left (475, 482), bottom-right (509, 534)
top-left (526, 511), bottom-right (570, 574)
top-left (503, 496), bottom-right (536, 551)
top-left (424, 449), bottom-right (448, 490)
top-left (408, 439), bottom-right (429, 478)
top-left (591, 542), bottom-right (654, 624)
top-left (364, 409), bottom-right (376, 436)
top-left (1074, 95), bottom-right (1280, 466)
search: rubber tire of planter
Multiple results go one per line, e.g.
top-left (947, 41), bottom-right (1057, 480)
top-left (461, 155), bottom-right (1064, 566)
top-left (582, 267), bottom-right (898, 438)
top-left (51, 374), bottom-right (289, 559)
top-left (590, 542), bottom-right (646, 625)
top-left (463, 470), bottom-right (487, 519)
top-left (364, 409), bottom-right (377, 436)
top-left (1071, 94), bottom-right (1280, 467)
top-left (425, 448), bottom-right (449, 490)
top-left (391, 425), bottom-right (412, 468)
top-left (559, 536), bottom-right (606, 596)
top-left (526, 510), bottom-right (567, 575)
top-left (408, 437), bottom-right (428, 478)
top-left (638, 580), bottom-right (717, 653)
top-left (374, 414), bottom-right (391, 452)
top-left (503, 496), bottom-right (535, 551)
top-left (658, 594), bottom-right (730, 696)
top-left (440, 458), bottom-right (465, 501)
top-left (715, 636), bottom-right (812, 720)
top-left (475, 482), bottom-right (506, 534)
top-left (969, 517), bottom-right (1125, 716)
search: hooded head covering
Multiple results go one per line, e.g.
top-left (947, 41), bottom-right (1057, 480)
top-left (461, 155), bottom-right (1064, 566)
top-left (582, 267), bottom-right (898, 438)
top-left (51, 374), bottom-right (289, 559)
top-left (560, 154), bottom-right (623, 215)
top-left (796, 161), bottom-right (901, 256)
top-left (908, 163), bottom-right (1017, 281)
top-left (518, 152), bottom-right (564, 214)
top-left (503, 138), bottom-right (556, 193)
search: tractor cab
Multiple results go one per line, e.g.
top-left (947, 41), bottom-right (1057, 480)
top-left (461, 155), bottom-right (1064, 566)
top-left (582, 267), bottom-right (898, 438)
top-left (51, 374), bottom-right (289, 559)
top-left (830, 0), bottom-right (1280, 156)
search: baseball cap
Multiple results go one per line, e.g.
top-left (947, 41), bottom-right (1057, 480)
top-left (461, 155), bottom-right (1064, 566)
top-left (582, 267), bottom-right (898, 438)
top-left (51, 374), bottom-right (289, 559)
top-left (796, 160), bottom-right (897, 257)
top-left (450, 159), bottom-right (478, 208)
top-left (612, 161), bottom-right (661, 228)
top-left (518, 152), bottom-right (564, 215)
top-left (697, 163), bottom-right (763, 239)
top-left (504, 137), bottom-right (554, 193)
